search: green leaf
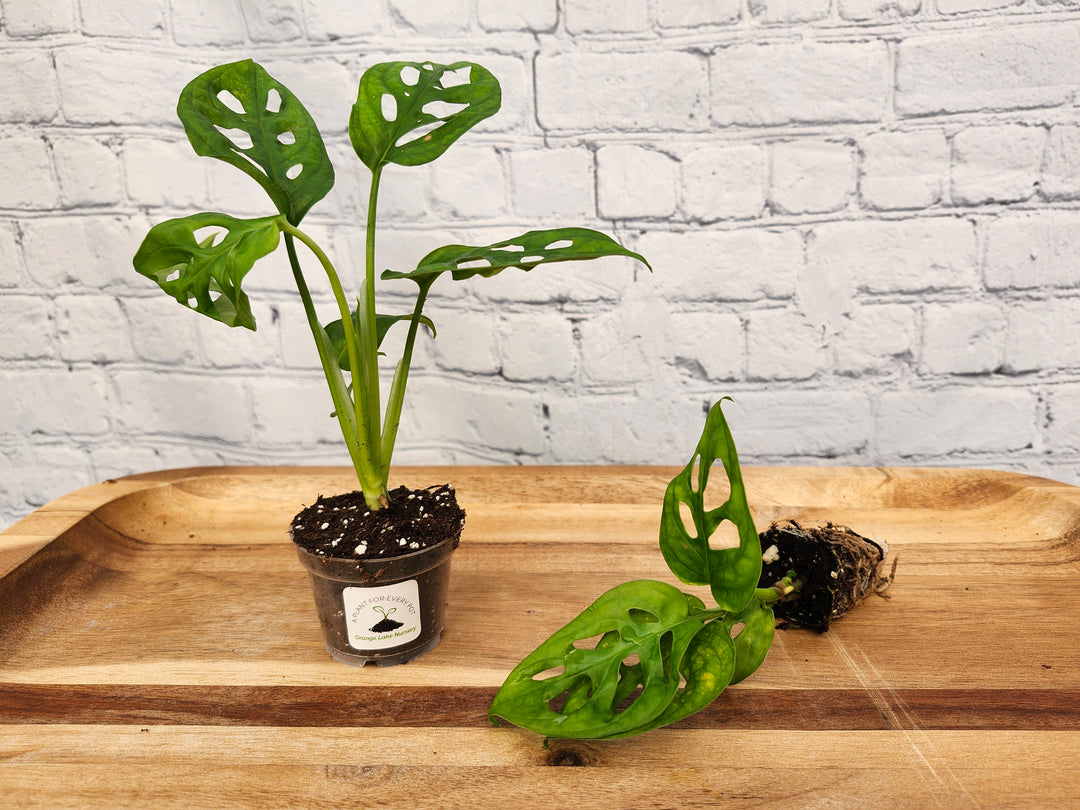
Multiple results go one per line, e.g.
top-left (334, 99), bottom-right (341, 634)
top-left (659, 398), bottom-right (762, 612)
top-left (603, 619), bottom-right (736, 739)
top-left (382, 227), bottom-right (651, 286)
top-left (350, 60), bottom-right (501, 172)
top-left (489, 580), bottom-right (707, 740)
top-left (133, 213), bottom-right (281, 330)
top-left (727, 599), bottom-right (775, 686)
top-left (324, 309), bottom-right (436, 371)
top-left (177, 59), bottom-right (334, 225)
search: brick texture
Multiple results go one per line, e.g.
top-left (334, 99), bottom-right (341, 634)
top-left (3, 1), bottom-right (1080, 530)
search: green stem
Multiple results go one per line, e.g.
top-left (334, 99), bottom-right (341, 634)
top-left (360, 166), bottom-right (384, 482)
top-left (380, 280), bottom-right (432, 481)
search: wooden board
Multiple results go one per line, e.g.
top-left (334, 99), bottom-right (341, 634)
top-left (2, 465), bottom-right (1079, 807)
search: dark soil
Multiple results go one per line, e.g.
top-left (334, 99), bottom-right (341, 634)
top-left (758, 520), bottom-right (896, 633)
top-left (290, 484), bottom-right (465, 559)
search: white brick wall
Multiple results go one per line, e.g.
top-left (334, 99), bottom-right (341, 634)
top-left (3, 0), bottom-right (1080, 530)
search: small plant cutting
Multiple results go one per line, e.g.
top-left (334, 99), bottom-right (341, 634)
top-left (132, 57), bottom-right (648, 666)
top-left (489, 399), bottom-right (893, 739)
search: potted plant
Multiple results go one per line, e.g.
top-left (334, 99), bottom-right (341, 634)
top-left (132, 58), bottom-right (649, 666)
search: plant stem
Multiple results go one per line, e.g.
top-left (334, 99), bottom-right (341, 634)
top-left (359, 166), bottom-right (384, 482)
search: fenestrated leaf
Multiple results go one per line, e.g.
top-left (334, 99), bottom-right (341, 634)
top-left (324, 309), bottom-right (436, 371)
top-left (350, 60), bottom-right (500, 172)
top-left (659, 398), bottom-right (763, 612)
top-left (133, 212), bottom-right (281, 330)
top-left (488, 580), bottom-right (706, 740)
top-left (177, 59), bottom-right (334, 225)
top-left (382, 227), bottom-right (650, 286)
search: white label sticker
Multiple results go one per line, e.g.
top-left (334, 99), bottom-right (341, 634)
top-left (343, 580), bottom-right (422, 650)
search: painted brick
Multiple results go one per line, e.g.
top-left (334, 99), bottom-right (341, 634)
top-left (56, 295), bottom-right (134, 363)
top-left (509, 147), bottom-right (594, 220)
top-left (920, 302), bottom-right (1006, 375)
top-left (123, 138), bottom-right (209, 208)
top-left (746, 308), bottom-right (827, 381)
top-left (565, 0), bottom-right (649, 32)
top-left (860, 130), bottom-right (949, 210)
top-left (477, 0), bottom-right (557, 30)
top-left (807, 218), bottom-right (977, 296)
top-left (938, 0), bottom-right (1021, 14)
top-left (123, 296), bottom-right (201, 365)
top-left (1047, 384), bottom-right (1080, 454)
top-left (1041, 126), bottom-right (1080, 201)
top-left (0, 51), bottom-right (59, 124)
top-left (0, 221), bottom-right (24, 288)
top-left (240, 0), bottom-right (304, 41)
top-left (655, 0), bottom-right (740, 25)
top-left (876, 388), bottom-right (1036, 456)
top-left (0, 368), bottom-right (109, 436)
top-left (0, 295), bottom-right (54, 359)
top-left (597, 145), bottom-right (679, 220)
top-left (431, 311), bottom-right (501, 375)
top-left (0, 136), bottom-right (57, 209)
top-left (400, 378), bottom-right (546, 456)
top-left (537, 52), bottom-right (707, 131)
top-left (21, 215), bottom-right (146, 289)
top-left (113, 369), bottom-right (252, 441)
top-left (498, 312), bottom-right (576, 382)
top-left (55, 49), bottom-right (193, 126)
top-left (302, 0), bottom-right (384, 36)
top-left (172, 0), bottom-right (246, 44)
top-left (749, 0), bottom-right (830, 23)
top-left (9, 444), bottom-right (94, 510)
top-left (833, 304), bottom-right (917, 375)
top-left (896, 25), bottom-right (1080, 116)
top-left (53, 137), bottom-right (123, 207)
top-left (579, 294), bottom-right (675, 386)
top-left (724, 391), bottom-right (872, 457)
top-left (681, 145), bottom-right (765, 221)
top-left (1, 0), bottom-right (75, 34)
top-left (428, 146), bottom-right (506, 219)
top-left (79, 0), bottom-right (165, 37)
top-left (770, 141), bottom-right (855, 215)
top-left (951, 125), bottom-right (1043, 206)
top-left (638, 228), bottom-right (801, 302)
top-left (260, 57), bottom-right (354, 136)
top-left (1004, 300), bottom-right (1080, 374)
top-left (388, 0), bottom-right (472, 33)
top-left (839, 0), bottom-right (921, 20)
top-left (711, 41), bottom-right (887, 126)
top-left (985, 212), bottom-right (1080, 290)
top-left (250, 377), bottom-right (341, 445)
top-left (196, 301), bottom-right (282, 368)
top-left (668, 311), bottom-right (744, 381)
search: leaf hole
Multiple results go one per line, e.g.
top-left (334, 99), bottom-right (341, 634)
top-left (277, 130), bottom-right (296, 145)
top-left (613, 685), bottom-right (643, 715)
top-left (266, 88), bottom-right (282, 113)
top-left (729, 622), bottom-right (746, 638)
top-left (440, 65), bottom-right (472, 88)
top-left (519, 255), bottom-right (544, 264)
top-left (381, 93), bottom-right (398, 122)
top-left (689, 454), bottom-right (701, 494)
top-left (193, 226), bottom-right (227, 248)
top-left (400, 65), bottom-right (421, 86)
top-left (703, 461), bottom-right (732, 512)
top-left (495, 243), bottom-right (525, 252)
top-left (216, 90), bottom-right (245, 114)
top-left (678, 500), bottom-right (696, 539)
top-left (215, 126), bottom-right (253, 151)
top-left (621, 653), bottom-right (641, 668)
top-left (544, 239), bottom-right (573, 251)
top-left (571, 633), bottom-right (606, 651)
top-left (422, 100), bottom-right (469, 119)
top-left (708, 520), bottom-right (742, 552)
top-left (396, 120), bottom-right (441, 148)
top-left (286, 164), bottom-right (303, 180)
top-left (532, 664), bottom-right (565, 681)
top-left (457, 258), bottom-right (491, 270)
top-left (627, 608), bottom-right (660, 624)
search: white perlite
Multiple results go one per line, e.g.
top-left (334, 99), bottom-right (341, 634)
top-left (3, 1), bottom-right (1080, 531)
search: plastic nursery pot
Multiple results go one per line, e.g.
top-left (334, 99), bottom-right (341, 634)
top-left (295, 535), bottom-right (457, 667)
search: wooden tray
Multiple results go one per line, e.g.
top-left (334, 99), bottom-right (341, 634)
top-left (2, 465), bottom-right (1079, 807)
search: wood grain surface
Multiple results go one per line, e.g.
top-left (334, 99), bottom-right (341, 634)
top-left (2, 465), bottom-right (1079, 808)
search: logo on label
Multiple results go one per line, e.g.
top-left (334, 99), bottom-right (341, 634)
top-left (343, 580), bottom-right (421, 650)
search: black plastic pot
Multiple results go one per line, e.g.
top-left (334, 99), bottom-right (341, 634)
top-left (295, 534), bottom-right (456, 667)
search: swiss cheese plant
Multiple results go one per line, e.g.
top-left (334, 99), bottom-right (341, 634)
top-left (134, 59), bottom-right (649, 510)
